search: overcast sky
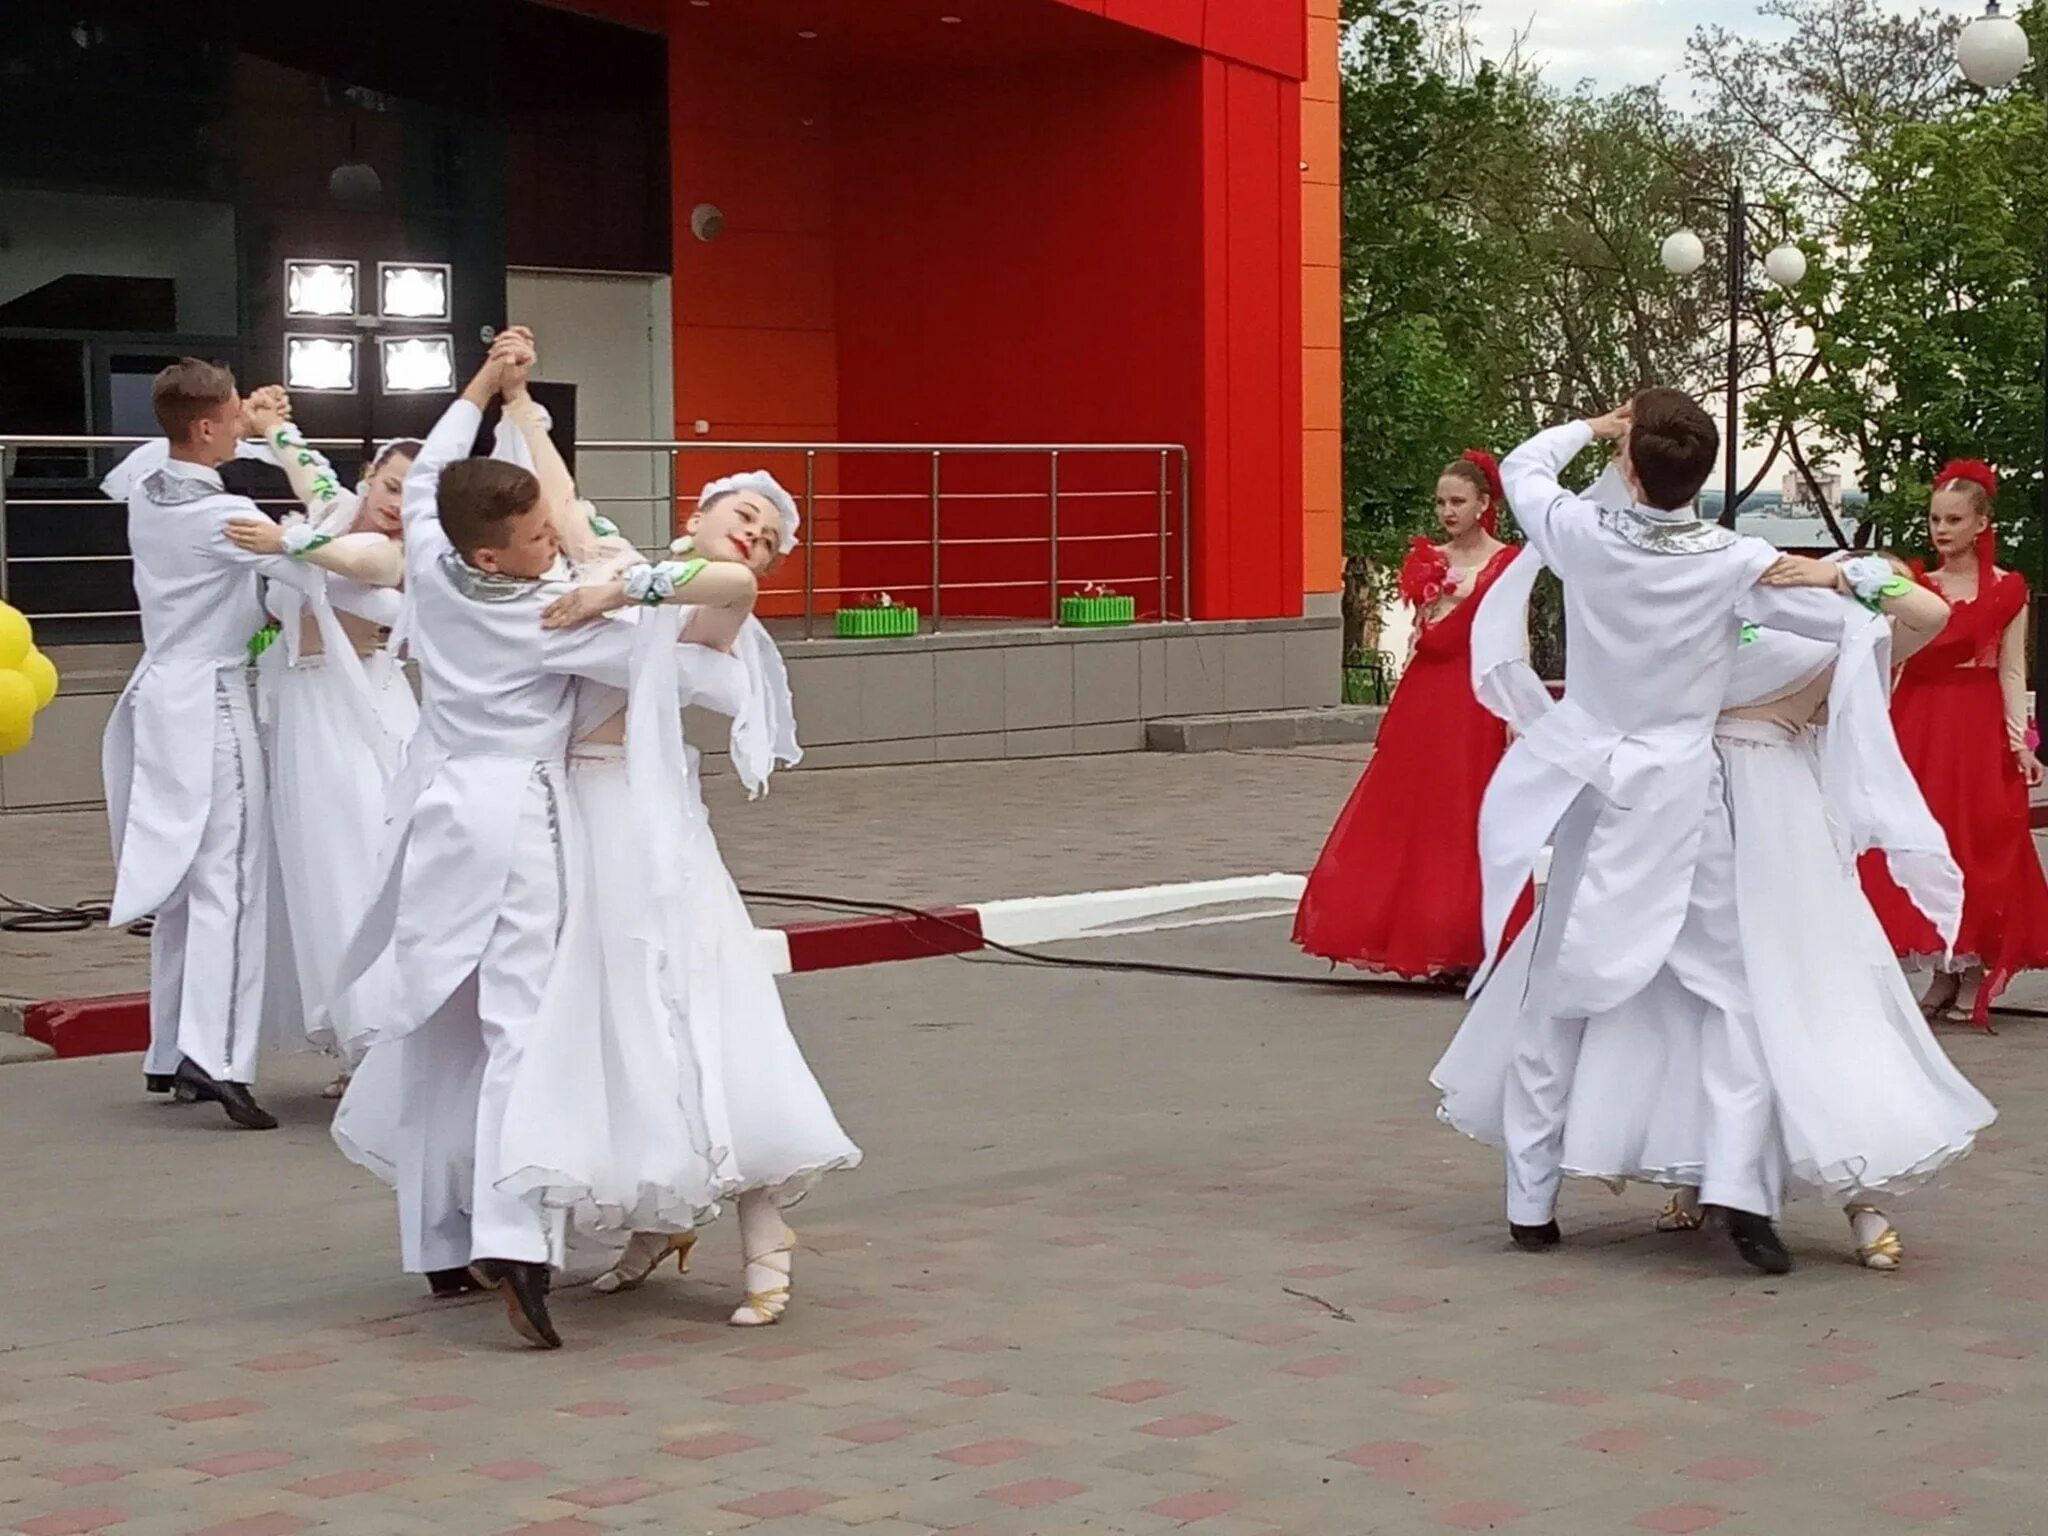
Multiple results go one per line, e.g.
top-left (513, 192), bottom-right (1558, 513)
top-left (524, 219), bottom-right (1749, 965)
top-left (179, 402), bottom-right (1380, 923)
top-left (1459, 0), bottom-right (1793, 95)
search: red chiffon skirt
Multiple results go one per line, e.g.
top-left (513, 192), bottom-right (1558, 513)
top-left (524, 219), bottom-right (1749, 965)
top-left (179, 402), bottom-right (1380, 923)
top-left (1293, 643), bottom-right (1507, 977)
top-left (1860, 668), bottom-right (2048, 1003)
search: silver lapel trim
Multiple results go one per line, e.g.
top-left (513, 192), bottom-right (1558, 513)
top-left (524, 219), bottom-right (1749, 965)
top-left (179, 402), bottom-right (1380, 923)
top-left (1598, 506), bottom-right (1738, 555)
top-left (439, 548), bottom-right (542, 603)
top-left (143, 469), bottom-right (217, 507)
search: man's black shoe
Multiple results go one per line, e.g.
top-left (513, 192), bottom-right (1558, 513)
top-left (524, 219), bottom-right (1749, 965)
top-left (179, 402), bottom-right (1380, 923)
top-left (470, 1258), bottom-right (561, 1349)
top-left (427, 1267), bottom-right (486, 1299)
top-left (172, 1058), bottom-right (279, 1130)
top-left (1719, 1207), bottom-right (1793, 1275)
top-left (146, 1074), bottom-right (175, 1095)
top-left (1510, 1220), bottom-right (1561, 1251)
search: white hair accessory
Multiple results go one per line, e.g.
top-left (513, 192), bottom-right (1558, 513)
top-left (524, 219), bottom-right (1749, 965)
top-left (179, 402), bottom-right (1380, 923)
top-left (689, 470), bottom-right (800, 555)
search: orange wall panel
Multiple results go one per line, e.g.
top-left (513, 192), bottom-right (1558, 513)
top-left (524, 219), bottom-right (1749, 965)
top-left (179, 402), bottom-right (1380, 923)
top-left (1299, 1), bottom-right (1342, 596)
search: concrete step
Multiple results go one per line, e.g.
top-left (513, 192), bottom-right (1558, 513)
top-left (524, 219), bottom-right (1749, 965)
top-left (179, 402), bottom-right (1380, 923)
top-left (1145, 706), bottom-right (1384, 753)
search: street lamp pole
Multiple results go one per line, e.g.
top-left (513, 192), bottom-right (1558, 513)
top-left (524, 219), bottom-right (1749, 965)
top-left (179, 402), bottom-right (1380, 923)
top-left (1722, 182), bottom-right (1747, 528)
top-left (1663, 189), bottom-right (1802, 527)
top-left (1953, 0), bottom-right (2041, 734)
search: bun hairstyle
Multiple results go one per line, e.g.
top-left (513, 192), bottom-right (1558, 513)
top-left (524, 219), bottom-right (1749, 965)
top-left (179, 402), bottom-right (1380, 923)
top-left (1442, 449), bottom-right (1504, 535)
top-left (1934, 458), bottom-right (1999, 570)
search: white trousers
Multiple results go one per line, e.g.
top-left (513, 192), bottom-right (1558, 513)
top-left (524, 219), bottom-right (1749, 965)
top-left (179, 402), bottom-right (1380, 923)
top-left (392, 774), bottom-right (565, 1272)
top-left (1503, 783), bottom-right (1784, 1224)
top-left (144, 675), bottom-right (269, 1084)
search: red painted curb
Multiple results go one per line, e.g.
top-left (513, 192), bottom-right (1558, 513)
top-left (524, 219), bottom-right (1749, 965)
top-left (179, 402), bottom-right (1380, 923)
top-left (19, 909), bottom-right (993, 1060)
top-left (781, 907), bottom-right (984, 973)
top-left (23, 994), bottom-right (150, 1059)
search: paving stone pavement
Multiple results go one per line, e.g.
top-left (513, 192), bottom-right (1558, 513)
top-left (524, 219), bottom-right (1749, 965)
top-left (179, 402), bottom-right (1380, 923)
top-left (3, 919), bottom-right (2046, 1536)
top-left (0, 747), bottom-right (1372, 1005)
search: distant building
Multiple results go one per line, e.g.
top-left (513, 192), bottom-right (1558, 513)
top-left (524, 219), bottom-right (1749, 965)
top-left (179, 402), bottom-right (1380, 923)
top-left (1782, 468), bottom-right (1843, 513)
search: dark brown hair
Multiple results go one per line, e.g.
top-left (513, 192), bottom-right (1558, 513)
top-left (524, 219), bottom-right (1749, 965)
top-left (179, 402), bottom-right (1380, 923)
top-left (1627, 387), bottom-right (1719, 511)
top-left (437, 459), bottom-right (541, 557)
top-left (151, 358), bottom-right (238, 441)
top-left (371, 438), bottom-right (425, 476)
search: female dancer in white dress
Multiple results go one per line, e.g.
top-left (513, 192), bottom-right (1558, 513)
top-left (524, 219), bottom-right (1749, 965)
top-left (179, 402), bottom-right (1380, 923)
top-left (227, 409), bottom-right (415, 1091)
top-left (1434, 549), bottom-right (1995, 1269)
top-left (503, 443), bottom-right (860, 1326)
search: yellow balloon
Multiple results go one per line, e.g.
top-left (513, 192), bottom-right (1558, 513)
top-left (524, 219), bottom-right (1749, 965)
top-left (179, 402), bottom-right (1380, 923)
top-left (0, 602), bottom-right (30, 671)
top-left (0, 668), bottom-right (34, 755)
top-left (18, 648), bottom-right (58, 711)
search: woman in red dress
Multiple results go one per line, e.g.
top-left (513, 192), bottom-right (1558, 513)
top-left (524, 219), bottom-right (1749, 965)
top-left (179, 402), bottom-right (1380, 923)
top-left (1860, 459), bottom-right (2048, 1027)
top-left (1294, 451), bottom-right (1520, 981)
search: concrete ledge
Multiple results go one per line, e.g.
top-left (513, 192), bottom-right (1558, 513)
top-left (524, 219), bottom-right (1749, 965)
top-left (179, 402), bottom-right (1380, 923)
top-left (0, 1033), bottom-right (56, 1065)
top-left (1145, 706), bottom-right (1385, 753)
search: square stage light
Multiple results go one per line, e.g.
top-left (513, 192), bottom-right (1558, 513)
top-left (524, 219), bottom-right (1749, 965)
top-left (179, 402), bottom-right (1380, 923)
top-left (284, 334), bottom-right (357, 393)
top-left (283, 260), bottom-right (358, 318)
top-left (380, 334), bottom-right (456, 393)
top-left (378, 262), bottom-right (452, 321)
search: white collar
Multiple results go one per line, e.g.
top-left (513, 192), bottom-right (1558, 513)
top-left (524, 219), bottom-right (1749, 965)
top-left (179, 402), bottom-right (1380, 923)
top-left (157, 456), bottom-right (224, 488)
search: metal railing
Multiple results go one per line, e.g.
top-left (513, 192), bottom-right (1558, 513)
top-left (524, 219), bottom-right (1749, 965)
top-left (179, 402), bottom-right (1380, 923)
top-left (0, 434), bottom-right (1193, 641)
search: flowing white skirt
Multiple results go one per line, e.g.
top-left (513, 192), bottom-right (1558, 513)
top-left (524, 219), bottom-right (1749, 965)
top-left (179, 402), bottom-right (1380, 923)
top-left (495, 747), bottom-right (860, 1235)
top-left (267, 652), bottom-right (417, 1061)
top-left (1433, 724), bottom-right (1995, 1201)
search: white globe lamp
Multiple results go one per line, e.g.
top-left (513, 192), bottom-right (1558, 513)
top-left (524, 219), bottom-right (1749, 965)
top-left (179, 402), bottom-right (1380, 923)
top-left (1661, 229), bottom-right (1707, 277)
top-left (1957, 1), bottom-right (2030, 89)
top-left (1763, 243), bottom-right (1808, 289)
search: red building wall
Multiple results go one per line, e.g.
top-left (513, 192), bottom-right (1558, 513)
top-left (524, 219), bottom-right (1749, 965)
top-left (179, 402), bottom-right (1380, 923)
top-left (547, 0), bottom-right (1314, 623)
top-left (831, 48), bottom-right (1206, 618)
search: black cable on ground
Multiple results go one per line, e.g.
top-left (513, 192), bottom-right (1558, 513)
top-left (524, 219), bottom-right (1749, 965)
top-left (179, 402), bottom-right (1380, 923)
top-left (5, 878), bottom-right (2045, 1020)
top-left (0, 890), bottom-right (148, 937)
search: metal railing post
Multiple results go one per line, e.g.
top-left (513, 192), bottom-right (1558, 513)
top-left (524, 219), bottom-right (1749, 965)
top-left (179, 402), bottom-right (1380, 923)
top-left (1156, 450), bottom-right (1169, 624)
top-left (802, 450), bottom-right (817, 640)
top-left (1178, 449), bottom-right (1192, 622)
top-left (929, 450), bottom-right (943, 633)
top-left (1048, 451), bottom-right (1061, 624)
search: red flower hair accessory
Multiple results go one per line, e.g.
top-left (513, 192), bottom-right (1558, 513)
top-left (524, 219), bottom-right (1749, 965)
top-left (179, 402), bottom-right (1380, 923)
top-left (1462, 449), bottom-right (1505, 534)
top-left (1935, 459), bottom-right (1998, 500)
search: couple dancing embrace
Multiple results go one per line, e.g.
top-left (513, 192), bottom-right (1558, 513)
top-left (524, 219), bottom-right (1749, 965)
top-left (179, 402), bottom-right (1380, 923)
top-left (1431, 389), bottom-right (1993, 1274)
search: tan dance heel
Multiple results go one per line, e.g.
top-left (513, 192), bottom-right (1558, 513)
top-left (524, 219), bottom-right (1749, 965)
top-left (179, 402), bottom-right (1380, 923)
top-left (729, 1229), bottom-right (796, 1328)
top-left (592, 1231), bottom-right (698, 1295)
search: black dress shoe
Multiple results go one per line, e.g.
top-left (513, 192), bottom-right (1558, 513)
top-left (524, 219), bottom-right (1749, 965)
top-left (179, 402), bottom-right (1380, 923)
top-left (1718, 1208), bottom-right (1793, 1275)
top-left (470, 1258), bottom-right (561, 1349)
top-left (427, 1267), bottom-right (486, 1299)
top-left (146, 1074), bottom-right (175, 1095)
top-left (172, 1058), bottom-right (279, 1131)
top-left (1510, 1220), bottom-right (1562, 1251)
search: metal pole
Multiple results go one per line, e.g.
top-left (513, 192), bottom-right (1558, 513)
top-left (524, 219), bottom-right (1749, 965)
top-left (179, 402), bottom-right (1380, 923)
top-left (1720, 183), bottom-right (1746, 528)
top-left (0, 455), bottom-right (9, 605)
top-left (929, 451), bottom-right (942, 634)
top-left (802, 449), bottom-right (817, 641)
top-left (1048, 451), bottom-right (1061, 624)
top-left (1157, 450), bottom-right (1170, 623)
top-left (2036, 67), bottom-right (2048, 740)
top-left (1179, 449), bottom-right (1192, 621)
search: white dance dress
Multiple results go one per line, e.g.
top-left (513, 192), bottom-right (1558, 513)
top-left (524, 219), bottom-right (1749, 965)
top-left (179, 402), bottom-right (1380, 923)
top-left (338, 605), bottom-right (858, 1260)
top-left (1433, 554), bottom-right (1995, 1202)
top-left (258, 568), bottom-right (414, 1062)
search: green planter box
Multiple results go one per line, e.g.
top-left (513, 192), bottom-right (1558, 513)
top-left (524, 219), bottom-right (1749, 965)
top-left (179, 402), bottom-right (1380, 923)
top-left (1059, 594), bottom-right (1136, 627)
top-left (836, 604), bottom-right (920, 639)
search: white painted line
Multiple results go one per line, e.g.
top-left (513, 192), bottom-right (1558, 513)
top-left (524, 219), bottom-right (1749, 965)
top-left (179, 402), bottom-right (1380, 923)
top-left (976, 873), bottom-right (1307, 948)
top-left (756, 925), bottom-right (795, 978)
